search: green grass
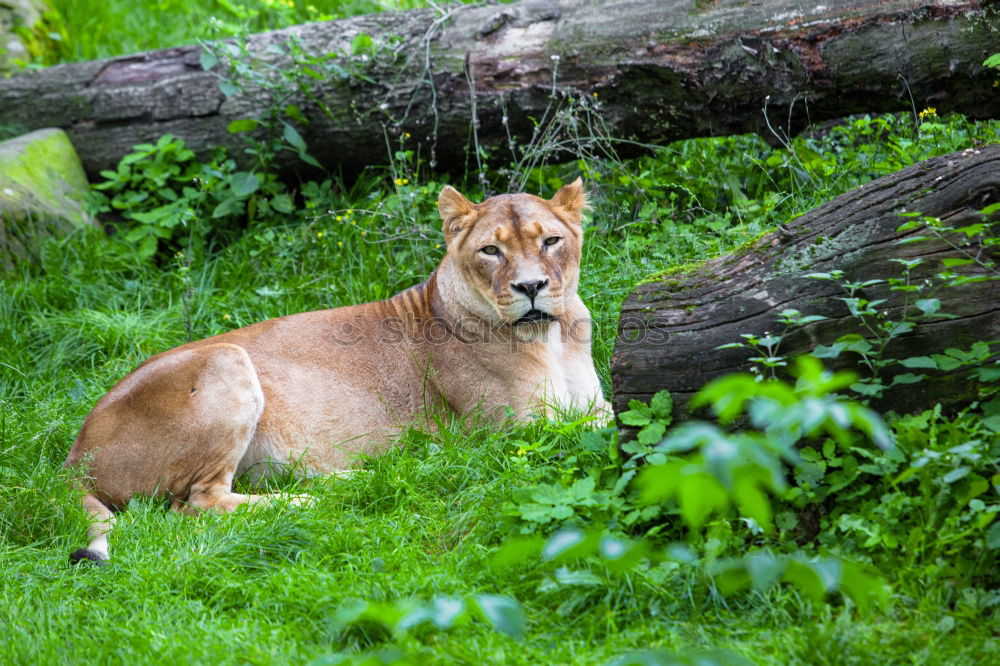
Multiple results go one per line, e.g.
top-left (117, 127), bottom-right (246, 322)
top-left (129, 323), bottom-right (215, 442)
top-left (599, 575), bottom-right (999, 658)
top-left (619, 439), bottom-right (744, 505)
top-left (3, 29), bottom-right (1000, 659)
top-left (44, 0), bottom-right (479, 63)
top-left (0, 109), bottom-right (1000, 664)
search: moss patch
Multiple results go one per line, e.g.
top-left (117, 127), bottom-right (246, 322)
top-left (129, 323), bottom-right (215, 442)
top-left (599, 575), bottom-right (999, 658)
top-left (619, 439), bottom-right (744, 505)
top-left (0, 127), bottom-right (95, 270)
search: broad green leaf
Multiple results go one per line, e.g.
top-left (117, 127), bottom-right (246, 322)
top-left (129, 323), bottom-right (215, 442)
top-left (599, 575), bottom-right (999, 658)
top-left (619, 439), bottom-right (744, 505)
top-left (781, 560), bottom-right (825, 602)
top-left (987, 521), bottom-right (1000, 549)
top-left (491, 536), bottom-right (542, 568)
top-left (569, 476), bottom-right (596, 501)
top-left (678, 472), bottom-right (728, 529)
top-left (812, 343), bottom-right (844, 359)
top-left (743, 551), bottom-right (785, 591)
top-left (206, 200), bottom-right (247, 226)
top-left (735, 478), bottom-right (773, 533)
top-left (229, 171), bottom-right (260, 198)
top-left (914, 298), bottom-right (941, 316)
top-left (889, 373), bottom-right (925, 386)
top-left (138, 234), bottom-right (158, 257)
top-left (850, 381), bottom-right (883, 397)
top-left (516, 503), bottom-right (555, 523)
top-left (199, 50), bottom-right (217, 71)
top-left (283, 122), bottom-right (308, 152)
top-left (472, 595), bottom-right (525, 639)
top-left (941, 258), bottom-right (974, 267)
top-left (638, 462), bottom-right (682, 504)
top-left (548, 567), bottom-right (603, 588)
top-left (271, 193), bottom-right (294, 214)
top-left (542, 528), bottom-right (586, 560)
top-left (838, 560), bottom-right (888, 611)
top-left (637, 421), bottom-right (666, 445)
top-left (429, 596), bottom-right (466, 629)
top-left (650, 390), bottom-right (673, 421)
top-left (619, 409), bottom-right (652, 427)
top-left (942, 466), bottom-right (970, 484)
top-left (898, 356), bottom-right (938, 369)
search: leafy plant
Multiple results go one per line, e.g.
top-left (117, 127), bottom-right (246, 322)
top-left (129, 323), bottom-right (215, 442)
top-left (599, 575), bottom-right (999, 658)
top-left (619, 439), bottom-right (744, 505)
top-left (638, 356), bottom-right (891, 533)
top-left (618, 389), bottom-right (673, 457)
top-left (331, 594), bottom-right (525, 641)
top-left (89, 134), bottom-right (297, 256)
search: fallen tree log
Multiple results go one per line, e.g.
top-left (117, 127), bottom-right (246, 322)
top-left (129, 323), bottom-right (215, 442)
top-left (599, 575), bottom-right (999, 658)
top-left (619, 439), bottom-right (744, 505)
top-left (0, 0), bottom-right (996, 178)
top-left (611, 145), bottom-right (1000, 420)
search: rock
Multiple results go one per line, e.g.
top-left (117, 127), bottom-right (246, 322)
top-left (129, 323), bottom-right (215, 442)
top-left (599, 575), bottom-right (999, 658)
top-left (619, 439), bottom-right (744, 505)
top-left (0, 0), bottom-right (60, 72)
top-left (0, 127), bottom-right (97, 271)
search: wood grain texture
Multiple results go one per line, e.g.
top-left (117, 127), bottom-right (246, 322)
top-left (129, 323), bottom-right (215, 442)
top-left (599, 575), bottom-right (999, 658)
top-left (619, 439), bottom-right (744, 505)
top-left (0, 0), bottom-right (996, 177)
top-left (612, 145), bottom-right (1000, 420)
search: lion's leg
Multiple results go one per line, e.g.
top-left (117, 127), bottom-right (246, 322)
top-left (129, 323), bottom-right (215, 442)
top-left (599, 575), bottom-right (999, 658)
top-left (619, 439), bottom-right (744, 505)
top-left (171, 486), bottom-right (313, 515)
top-left (69, 492), bottom-right (115, 565)
top-left (148, 343), bottom-right (314, 515)
top-left (67, 342), bottom-right (319, 561)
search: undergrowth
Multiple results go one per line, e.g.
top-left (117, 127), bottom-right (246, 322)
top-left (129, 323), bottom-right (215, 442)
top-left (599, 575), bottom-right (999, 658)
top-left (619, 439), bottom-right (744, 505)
top-left (40, 1), bottom-right (467, 63)
top-left (1, 104), bottom-right (997, 663)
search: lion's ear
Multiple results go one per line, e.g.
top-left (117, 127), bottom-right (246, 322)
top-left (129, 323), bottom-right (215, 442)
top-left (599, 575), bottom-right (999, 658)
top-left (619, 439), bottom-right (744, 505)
top-left (550, 177), bottom-right (588, 225)
top-left (438, 185), bottom-right (477, 244)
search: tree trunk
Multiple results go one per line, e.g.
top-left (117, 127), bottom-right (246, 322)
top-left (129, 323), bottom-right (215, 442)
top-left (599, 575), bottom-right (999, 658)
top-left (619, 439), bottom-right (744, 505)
top-left (611, 145), bottom-right (1000, 421)
top-left (0, 0), bottom-right (996, 178)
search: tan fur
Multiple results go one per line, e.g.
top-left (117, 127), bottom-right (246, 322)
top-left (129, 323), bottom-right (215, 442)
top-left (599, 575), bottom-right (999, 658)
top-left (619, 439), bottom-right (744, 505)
top-left (64, 179), bottom-right (609, 562)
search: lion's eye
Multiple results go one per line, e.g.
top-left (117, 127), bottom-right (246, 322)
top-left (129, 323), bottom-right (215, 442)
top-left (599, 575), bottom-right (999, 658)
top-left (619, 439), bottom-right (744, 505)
top-left (543, 236), bottom-right (561, 247)
top-left (480, 245), bottom-right (500, 256)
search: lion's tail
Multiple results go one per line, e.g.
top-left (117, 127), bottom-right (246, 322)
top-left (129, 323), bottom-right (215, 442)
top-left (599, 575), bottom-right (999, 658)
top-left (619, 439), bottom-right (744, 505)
top-left (69, 492), bottom-right (115, 565)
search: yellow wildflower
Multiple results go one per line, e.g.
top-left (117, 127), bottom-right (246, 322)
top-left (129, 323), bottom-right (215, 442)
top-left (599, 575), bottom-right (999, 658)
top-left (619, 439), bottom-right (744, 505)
top-left (918, 107), bottom-right (937, 120)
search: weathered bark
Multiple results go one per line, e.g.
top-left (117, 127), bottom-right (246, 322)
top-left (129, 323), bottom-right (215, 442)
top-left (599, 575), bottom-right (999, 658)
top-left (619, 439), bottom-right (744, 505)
top-left (612, 145), bottom-right (1000, 420)
top-left (0, 0), bottom-right (996, 178)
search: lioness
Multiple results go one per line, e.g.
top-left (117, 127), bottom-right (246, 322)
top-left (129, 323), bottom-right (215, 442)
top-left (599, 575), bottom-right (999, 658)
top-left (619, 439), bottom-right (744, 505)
top-left (65, 179), bottom-right (608, 563)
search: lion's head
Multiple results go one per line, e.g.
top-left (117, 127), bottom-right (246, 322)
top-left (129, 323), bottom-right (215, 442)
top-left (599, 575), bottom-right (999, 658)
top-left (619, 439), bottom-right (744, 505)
top-left (437, 179), bottom-right (587, 328)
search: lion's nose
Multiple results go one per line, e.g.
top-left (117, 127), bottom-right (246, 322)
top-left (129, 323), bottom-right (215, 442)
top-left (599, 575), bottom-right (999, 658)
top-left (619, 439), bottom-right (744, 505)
top-left (511, 279), bottom-right (548, 300)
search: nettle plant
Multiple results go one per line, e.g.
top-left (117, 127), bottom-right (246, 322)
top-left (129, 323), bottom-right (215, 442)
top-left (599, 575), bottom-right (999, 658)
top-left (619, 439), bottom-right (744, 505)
top-left (502, 204), bottom-right (999, 609)
top-left (500, 357), bottom-right (892, 611)
top-left (200, 31), bottom-right (400, 173)
top-left (90, 134), bottom-right (296, 257)
top-left (723, 206), bottom-right (1000, 399)
top-left (695, 208), bottom-right (1000, 583)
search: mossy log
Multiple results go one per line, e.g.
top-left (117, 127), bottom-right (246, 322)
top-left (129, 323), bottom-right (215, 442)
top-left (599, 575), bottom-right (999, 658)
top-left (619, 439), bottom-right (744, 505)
top-left (611, 145), bottom-right (1000, 420)
top-left (0, 0), bottom-right (997, 178)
